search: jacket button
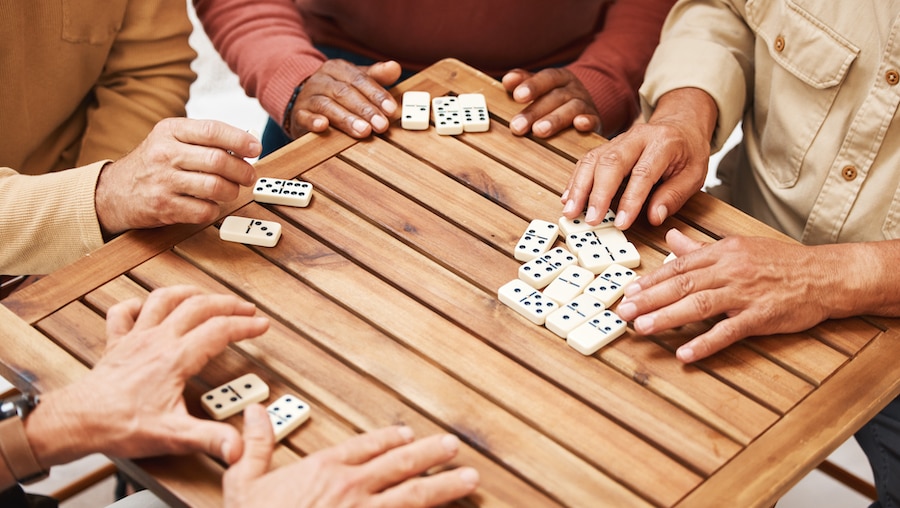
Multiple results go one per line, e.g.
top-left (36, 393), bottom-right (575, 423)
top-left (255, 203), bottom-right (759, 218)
top-left (842, 165), bottom-right (857, 181)
top-left (887, 69), bottom-right (900, 86)
top-left (774, 36), bottom-right (786, 52)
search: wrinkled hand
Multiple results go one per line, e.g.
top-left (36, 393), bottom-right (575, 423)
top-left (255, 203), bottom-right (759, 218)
top-left (560, 88), bottom-right (717, 229)
top-left (224, 407), bottom-right (479, 508)
top-left (616, 229), bottom-right (834, 362)
top-left (94, 118), bottom-right (261, 236)
top-left (288, 59), bottom-right (402, 139)
top-left (34, 286), bottom-right (269, 466)
top-left (503, 68), bottom-right (600, 138)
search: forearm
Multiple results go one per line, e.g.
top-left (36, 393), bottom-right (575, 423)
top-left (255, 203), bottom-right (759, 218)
top-left (818, 240), bottom-right (900, 319)
top-left (649, 88), bottom-right (718, 146)
top-left (193, 0), bottom-right (326, 122)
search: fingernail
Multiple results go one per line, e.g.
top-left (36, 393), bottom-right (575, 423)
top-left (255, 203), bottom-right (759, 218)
top-left (312, 118), bottom-right (328, 130)
top-left (513, 87), bottom-right (530, 102)
top-left (221, 441), bottom-right (232, 464)
top-left (563, 199), bottom-right (577, 215)
top-left (459, 467), bottom-right (480, 487)
top-left (382, 99), bottom-right (397, 114)
top-left (398, 426), bottom-right (415, 442)
top-left (635, 314), bottom-right (655, 333)
top-left (677, 346), bottom-right (695, 363)
top-left (352, 119), bottom-right (369, 135)
top-left (617, 301), bottom-right (636, 320)
top-left (510, 116), bottom-right (528, 133)
top-left (441, 434), bottom-right (460, 453)
top-left (614, 210), bottom-right (630, 228)
top-left (623, 282), bottom-right (641, 297)
top-left (560, 189), bottom-right (569, 202)
top-left (534, 120), bottom-right (551, 135)
top-left (371, 115), bottom-right (389, 131)
top-left (656, 205), bottom-right (668, 223)
top-left (585, 206), bottom-right (600, 223)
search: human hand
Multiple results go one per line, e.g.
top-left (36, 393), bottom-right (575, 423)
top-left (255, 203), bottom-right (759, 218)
top-left (287, 59), bottom-right (402, 139)
top-left (94, 118), bottom-right (261, 236)
top-left (560, 88), bottom-right (717, 229)
top-left (616, 229), bottom-right (835, 362)
top-left (503, 68), bottom-right (600, 138)
top-left (224, 406), bottom-right (480, 508)
top-left (30, 286), bottom-right (269, 467)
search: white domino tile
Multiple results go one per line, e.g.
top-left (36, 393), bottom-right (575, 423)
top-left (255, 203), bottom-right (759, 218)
top-left (432, 96), bottom-right (463, 135)
top-left (458, 93), bottom-right (490, 132)
top-left (567, 310), bottom-right (627, 356)
top-left (201, 373), bottom-right (270, 420)
top-left (253, 177), bottom-right (313, 207)
top-left (518, 247), bottom-right (577, 289)
top-left (583, 263), bottom-right (638, 307)
top-left (219, 216), bottom-right (282, 248)
top-left (545, 294), bottom-right (605, 338)
top-left (498, 279), bottom-right (558, 325)
top-left (267, 394), bottom-right (312, 441)
top-left (515, 219), bottom-right (559, 262)
top-left (401, 91), bottom-right (431, 130)
top-left (542, 265), bottom-right (595, 305)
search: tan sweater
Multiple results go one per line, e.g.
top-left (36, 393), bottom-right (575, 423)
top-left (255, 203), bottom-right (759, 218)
top-left (0, 0), bottom-right (196, 275)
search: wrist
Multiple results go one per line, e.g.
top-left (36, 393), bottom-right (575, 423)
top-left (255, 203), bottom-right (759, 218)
top-left (281, 79), bottom-right (307, 137)
top-left (0, 393), bottom-right (48, 489)
top-left (651, 88), bottom-right (718, 145)
top-left (94, 161), bottom-right (124, 239)
top-left (23, 389), bottom-right (95, 472)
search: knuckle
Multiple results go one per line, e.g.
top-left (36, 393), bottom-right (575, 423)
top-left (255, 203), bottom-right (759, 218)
top-left (691, 290), bottom-right (715, 317)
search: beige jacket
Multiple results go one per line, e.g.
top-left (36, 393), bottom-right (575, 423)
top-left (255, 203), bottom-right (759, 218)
top-left (0, 0), bottom-right (196, 274)
top-left (640, 0), bottom-right (900, 245)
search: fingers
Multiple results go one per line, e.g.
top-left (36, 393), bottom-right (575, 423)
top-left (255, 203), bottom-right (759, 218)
top-left (506, 68), bottom-right (599, 138)
top-left (676, 316), bottom-right (751, 363)
top-left (509, 67), bottom-right (569, 103)
top-left (224, 404), bottom-right (273, 488)
top-left (501, 69), bottom-right (530, 94)
top-left (293, 59), bottom-right (396, 138)
top-left (105, 297), bottom-right (144, 346)
top-left (177, 314), bottom-right (269, 375)
top-left (167, 118), bottom-right (262, 161)
top-left (173, 413), bottom-right (246, 464)
top-left (131, 285), bottom-right (205, 330)
top-left (373, 466), bottom-right (480, 508)
top-left (328, 426), bottom-right (416, 465)
top-left (360, 433), bottom-right (461, 491)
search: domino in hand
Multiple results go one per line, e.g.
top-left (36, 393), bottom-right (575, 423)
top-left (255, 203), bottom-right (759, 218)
top-left (219, 216), bottom-right (282, 248)
top-left (201, 373), bottom-right (270, 420)
top-left (515, 219), bottom-right (559, 262)
top-left (267, 394), bottom-right (312, 441)
top-left (544, 293), bottom-right (605, 338)
top-left (567, 310), bottom-right (627, 356)
top-left (558, 210), bottom-right (616, 236)
top-left (518, 247), bottom-right (577, 289)
top-left (583, 263), bottom-right (637, 307)
top-left (498, 278), bottom-right (558, 325)
top-left (432, 96), bottom-right (463, 135)
top-left (458, 93), bottom-right (490, 132)
top-left (401, 91), bottom-right (431, 130)
top-left (253, 177), bottom-right (313, 207)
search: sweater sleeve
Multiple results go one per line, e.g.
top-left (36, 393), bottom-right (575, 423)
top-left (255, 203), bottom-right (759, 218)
top-left (566, 0), bottom-right (677, 137)
top-left (0, 162), bottom-right (106, 275)
top-left (194, 0), bottom-right (327, 124)
top-left (78, 0), bottom-right (196, 165)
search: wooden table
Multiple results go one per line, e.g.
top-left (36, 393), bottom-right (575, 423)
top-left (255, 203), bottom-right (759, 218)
top-left (2, 58), bottom-right (900, 507)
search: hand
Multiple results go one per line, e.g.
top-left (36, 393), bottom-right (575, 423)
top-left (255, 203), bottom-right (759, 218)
top-left (288, 59), bottom-right (402, 139)
top-left (224, 406), bottom-right (480, 508)
top-left (560, 88), bottom-right (717, 229)
top-left (94, 118), bottom-right (261, 236)
top-left (503, 68), bottom-right (600, 138)
top-left (616, 229), bottom-right (835, 362)
top-left (28, 286), bottom-right (270, 467)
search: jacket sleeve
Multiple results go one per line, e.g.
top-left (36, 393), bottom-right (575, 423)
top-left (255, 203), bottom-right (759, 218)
top-left (638, 0), bottom-right (754, 151)
top-left (194, 0), bottom-right (326, 125)
top-left (78, 0), bottom-right (197, 165)
top-left (565, 0), bottom-right (678, 137)
top-left (0, 162), bottom-right (106, 275)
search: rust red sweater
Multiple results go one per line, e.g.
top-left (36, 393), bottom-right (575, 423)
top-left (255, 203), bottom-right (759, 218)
top-left (194, 0), bottom-right (675, 136)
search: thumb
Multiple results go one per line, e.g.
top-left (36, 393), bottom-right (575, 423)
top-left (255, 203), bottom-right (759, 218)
top-left (173, 416), bottom-right (244, 464)
top-left (665, 228), bottom-right (707, 257)
top-left (227, 404), bottom-right (275, 479)
top-left (646, 171), bottom-right (706, 226)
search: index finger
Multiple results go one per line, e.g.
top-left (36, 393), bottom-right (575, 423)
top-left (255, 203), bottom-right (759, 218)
top-left (170, 118), bottom-right (262, 160)
top-left (509, 68), bottom-right (570, 103)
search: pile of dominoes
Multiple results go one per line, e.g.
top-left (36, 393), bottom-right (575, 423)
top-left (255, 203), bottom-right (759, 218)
top-left (499, 211), bottom-right (641, 356)
top-left (201, 373), bottom-right (311, 441)
top-left (400, 91), bottom-right (490, 134)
